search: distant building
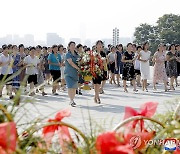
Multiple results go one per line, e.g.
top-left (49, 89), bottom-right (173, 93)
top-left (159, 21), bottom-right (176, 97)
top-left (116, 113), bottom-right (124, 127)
top-left (24, 34), bottom-right (35, 46)
top-left (47, 33), bottom-right (64, 46)
top-left (113, 28), bottom-right (119, 46)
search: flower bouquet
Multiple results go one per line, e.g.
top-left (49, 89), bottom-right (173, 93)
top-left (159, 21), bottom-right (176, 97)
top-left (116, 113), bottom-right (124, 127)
top-left (78, 51), bottom-right (103, 90)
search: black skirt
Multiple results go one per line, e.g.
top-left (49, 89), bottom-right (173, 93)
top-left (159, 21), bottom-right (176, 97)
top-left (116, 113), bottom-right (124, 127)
top-left (27, 74), bottom-right (38, 85)
top-left (102, 71), bottom-right (108, 81)
top-left (122, 63), bottom-right (135, 81)
top-left (50, 70), bottom-right (61, 82)
top-left (93, 76), bottom-right (102, 84)
top-left (110, 62), bottom-right (115, 73)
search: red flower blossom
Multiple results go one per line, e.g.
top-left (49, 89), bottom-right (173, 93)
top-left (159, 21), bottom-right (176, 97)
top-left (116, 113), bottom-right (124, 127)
top-left (96, 131), bottom-right (135, 154)
top-left (42, 109), bottom-right (76, 153)
top-left (124, 102), bottom-right (158, 131)
top-left (0, 122), bottom-right (17, 153)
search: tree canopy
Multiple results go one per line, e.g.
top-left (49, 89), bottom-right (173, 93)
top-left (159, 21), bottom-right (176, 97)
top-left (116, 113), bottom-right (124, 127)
top-left (133, 14), bottom-right (180, 53)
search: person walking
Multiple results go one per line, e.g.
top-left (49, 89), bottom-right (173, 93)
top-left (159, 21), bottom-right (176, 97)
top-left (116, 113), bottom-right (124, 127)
top-left (115, 44), bottom-right (123, 87)
top-left (134, 46), bottom-right (142, 87)
top-left (11, 45), bottom-right (21, 93)
top-left (152, 44), bottom-right (168, 91)
top-left (108, 46), bottom-right (117, 85)
top-left (92, 40), bottom-right (104, 103)
top-left (35, 45), bottom-right (47, 96)
top-left (48, 45), bottom-right (62, 95)
top-left (138, 42), bottom-right (151, 92)
top-left (166, 44), bottom-right (178, 90)
top-left (64, 41), bottom-right (80, 107)
top-left (24, 47), bottom-right (40, 96)
top-left (0, 45), bottom-right (14, 99)
top-left (122, 43), bottom-right (138, 93)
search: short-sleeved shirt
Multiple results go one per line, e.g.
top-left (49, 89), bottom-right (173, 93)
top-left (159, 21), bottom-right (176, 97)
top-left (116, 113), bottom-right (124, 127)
top-left (108, 52), bottom-right (116, 63)
top-left (134, 52), bottom-right (140, 70)
top-left (24, 55), bottom-right (40, 75)
top-left (116, 51), bottom-right (123, 66)
top-left (60, 53), bottom-right (66, 63)
top-left (48, 53), bottom-right (62, 70)
top-left (64, 51), bottom-right (79, 79)
top-left (0, 54), bottom-right (13, 75)
top-left (123, 51), bottom-right (134, 60)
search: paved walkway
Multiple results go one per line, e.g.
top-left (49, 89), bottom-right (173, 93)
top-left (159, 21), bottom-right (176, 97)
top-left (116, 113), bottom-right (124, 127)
top-left (1, 67), bottom-right (179, 133)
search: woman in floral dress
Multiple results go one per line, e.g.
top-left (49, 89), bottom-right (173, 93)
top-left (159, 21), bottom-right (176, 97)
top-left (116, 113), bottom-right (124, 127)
top-left (12, 45), bottom-right (21, 92)
top-left (166, 44), bottom-right (178, 90)
top-left (18, 44), bottom-right (26, 83)
top-left (122, 43), bottom-right (137, 93)
top-left (152, 44), bottom-right (168, 91)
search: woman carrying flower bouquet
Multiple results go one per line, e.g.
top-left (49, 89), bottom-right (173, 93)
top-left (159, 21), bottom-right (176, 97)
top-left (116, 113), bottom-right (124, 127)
top-left (64, 41), bottom-right (80, 107)
top-left (93, 40), bottom-right (104, 104)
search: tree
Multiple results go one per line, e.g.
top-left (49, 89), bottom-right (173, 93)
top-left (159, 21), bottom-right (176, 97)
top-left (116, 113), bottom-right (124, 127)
top-left (157, 14), bottom-right (180, 44)
top-left (133, 14), bottom-right (180, 54)
top-left (133, 24), bottom-right (159, 53)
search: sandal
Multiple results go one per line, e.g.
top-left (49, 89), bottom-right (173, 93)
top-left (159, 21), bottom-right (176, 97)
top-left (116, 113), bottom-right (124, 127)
top-left (29, 92), bottom-right (35, 96)
top-left (42, 92), bottom-right (48, 96)
top-left (94, 97), bottom-right (98, 103)
top-left (170, 86), bottom-right (175, 90)
top-left (124, 89), bottom-right (128, 93)
top-left (97, 98), bottom-right (101, 104)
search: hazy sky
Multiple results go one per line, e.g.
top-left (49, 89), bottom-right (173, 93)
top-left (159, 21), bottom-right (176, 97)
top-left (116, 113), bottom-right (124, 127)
top-left (0, 0), bottom-right (179, 42)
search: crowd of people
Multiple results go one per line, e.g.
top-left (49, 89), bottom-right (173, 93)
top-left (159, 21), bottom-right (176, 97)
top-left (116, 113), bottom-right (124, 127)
top-left (0, 41), bottom-right (179, 107)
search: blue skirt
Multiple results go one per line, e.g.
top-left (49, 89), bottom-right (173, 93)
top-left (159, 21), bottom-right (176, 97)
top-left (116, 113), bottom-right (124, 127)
top-left (65, 75), bottom-right (78, 89)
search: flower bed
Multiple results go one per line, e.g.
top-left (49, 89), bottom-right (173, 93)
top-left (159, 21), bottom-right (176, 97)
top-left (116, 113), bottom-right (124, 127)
top-left (0, 99), bottom-right (180, 153)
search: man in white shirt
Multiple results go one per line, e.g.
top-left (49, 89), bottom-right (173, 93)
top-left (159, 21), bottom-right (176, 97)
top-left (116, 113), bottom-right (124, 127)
top-left (24, 47), bottom-right (40, 96)
top-left (0, 45), bottom-right (14, 99)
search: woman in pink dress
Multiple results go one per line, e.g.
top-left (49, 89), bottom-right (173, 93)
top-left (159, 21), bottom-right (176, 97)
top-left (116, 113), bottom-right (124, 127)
top-left (152, 44), bottom-right (168, 91)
